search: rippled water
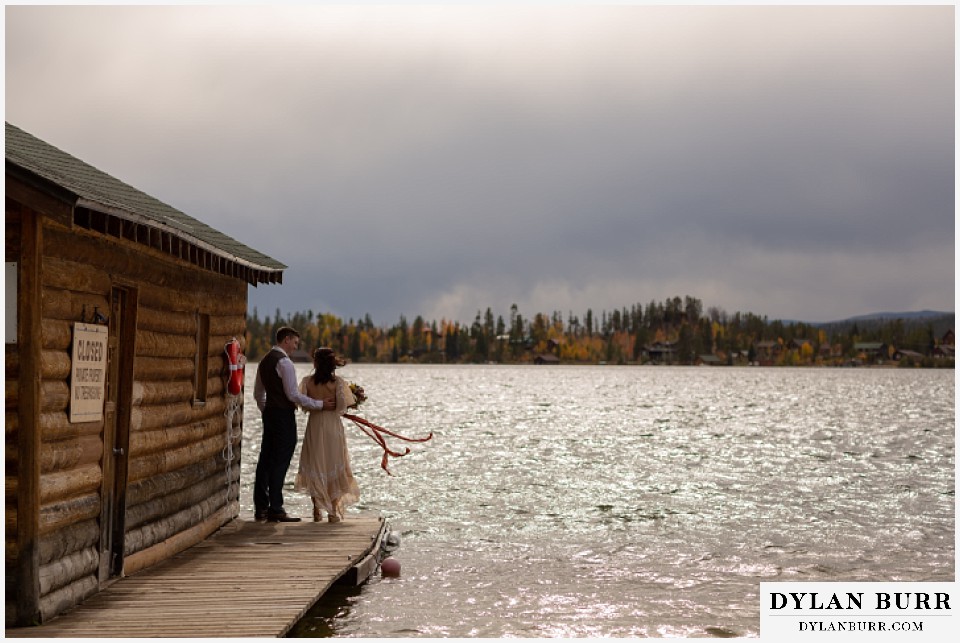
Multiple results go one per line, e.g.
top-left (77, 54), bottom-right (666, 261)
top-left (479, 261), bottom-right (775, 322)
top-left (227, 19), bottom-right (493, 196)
top-left (240, 365), bottom-right (955, 638)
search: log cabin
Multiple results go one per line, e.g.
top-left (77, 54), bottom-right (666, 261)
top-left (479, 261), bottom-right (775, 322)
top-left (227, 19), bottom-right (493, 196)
top-left (5, 122), bottom-right (285, 626)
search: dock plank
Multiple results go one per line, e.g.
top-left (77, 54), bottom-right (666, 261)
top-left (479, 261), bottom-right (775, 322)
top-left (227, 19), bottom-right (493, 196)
top-left (7, 512), bottom-right (385, 638)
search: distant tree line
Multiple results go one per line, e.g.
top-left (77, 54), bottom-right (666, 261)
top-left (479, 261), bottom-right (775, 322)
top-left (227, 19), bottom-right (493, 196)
top-left (244, 297), bottom-right (954, 367)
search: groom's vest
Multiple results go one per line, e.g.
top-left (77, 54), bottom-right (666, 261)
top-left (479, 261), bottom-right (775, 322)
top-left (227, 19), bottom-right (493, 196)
top-left (259, 349), bottom-right (295, 410)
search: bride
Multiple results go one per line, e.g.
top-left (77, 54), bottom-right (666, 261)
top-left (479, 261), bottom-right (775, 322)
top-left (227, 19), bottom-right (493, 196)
top-left (294, 348), bottom-right (361, 522)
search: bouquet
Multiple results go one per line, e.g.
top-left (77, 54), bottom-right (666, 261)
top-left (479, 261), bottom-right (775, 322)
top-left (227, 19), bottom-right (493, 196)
top-left (348, 382), bottom-right (367, 409)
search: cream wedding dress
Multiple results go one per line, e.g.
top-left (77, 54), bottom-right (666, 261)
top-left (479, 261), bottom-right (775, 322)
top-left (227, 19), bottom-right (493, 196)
top-left (294, 375), bottom-right (360, 521)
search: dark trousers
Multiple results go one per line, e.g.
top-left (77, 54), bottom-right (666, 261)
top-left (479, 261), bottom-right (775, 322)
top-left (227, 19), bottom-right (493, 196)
top-left (253, 407), bottom-right (298, 514)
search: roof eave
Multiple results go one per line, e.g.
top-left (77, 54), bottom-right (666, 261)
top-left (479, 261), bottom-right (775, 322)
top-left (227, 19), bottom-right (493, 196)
top-left (74, 196), bottom-right (287, 277)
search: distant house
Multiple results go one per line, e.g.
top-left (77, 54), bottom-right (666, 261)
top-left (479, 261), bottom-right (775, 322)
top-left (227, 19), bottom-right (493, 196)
top-left (289, 349), bottom-right (312, 363)
top-left (935, 330), bottom-right (955, 359)
top-left (934, 342), bottom-right (954, 359)
top-left (819, 343), bottom-right (842, 359)
top-left (895, 349), bottom-right (925, 362)
top-left (854, 342), bottom-right (888, 361)
top-left (696, 354), bottom-right (724, 366)
top-left (5, 123), bottom-right (285, 626)
top-left (534, 354), bottom-right (560, 365)
top-left (934, 345), bottom-right (954, 359)
top-left (644, 341), bottom-right (676, 364)
top-left (753, 340), bottom-right (782, 365)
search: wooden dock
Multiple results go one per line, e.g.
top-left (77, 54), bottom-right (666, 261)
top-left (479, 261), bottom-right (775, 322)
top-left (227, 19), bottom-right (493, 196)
top-left (7, 512), bottom-right (386, 638)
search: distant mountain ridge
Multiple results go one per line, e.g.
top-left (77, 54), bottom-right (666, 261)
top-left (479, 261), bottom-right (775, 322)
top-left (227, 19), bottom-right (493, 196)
top-left (808, 310), bottom-right (954, 339)
top-left (776, 311), bottom-right (953, 326)
top-left (835, 310), bottom-right (952, 323)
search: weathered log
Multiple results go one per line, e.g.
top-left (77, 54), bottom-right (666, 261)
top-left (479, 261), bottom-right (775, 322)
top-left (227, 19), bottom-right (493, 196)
top-left (40, 435), bottom-right (102, 474)
top-left (40, 287), bottom-right (110, 325)
top-left (5, 379), bottom-right (17, 411)
top-left (40, 380), bottom-right (70, 413)
top-left (129, 416), bottom-right (227, 458)
top-left (38, 575), bottom-right (97, 623)
top-left (209, 317), bottom-right (246, 338)
top-left (138, 313), bottom-right (246, 346)
top-left (45, 224), bottom-right (246, 314)
top-left (124, 493), bottom-right (224, 556)
top-left (39, 464), bottom-right (102, 504)
top-left (6, 410), bottom-right (16, 438)
top-left (136, 306), bottom-right (196, 335)
top-left (4, 454), bottom-right (17, 480)
top-left (5, 348), bottom-right (19, 378)
top-left (129, 400), bottom-right (198, 433)
top-left (139, 281), bottom-right (246, 317)
top-left (40, 319), bottom-right (72, 350)
top-left (125, 463), bottom-right (239, 531)
top-left (206, 376), bottom-right (226, 398)
top-left (125, 457), bottom-right (223, 508)
top-left (6, 539), bottom-right (19, 569)
top-left (131, 380), bottom-right (195, 407)
top-left (42, 256), bottom-right (111, 296)
top-left (38, 519), bottom-right (99, 566)
top-left (39, 492), bottom-right (100, 537)
top-left (5, 505), bottom-right (15, 535)
top-left (139, 277), bottom-right (246, 316)
top-left (39, 412), bottom-right (101, 443)
top-left (5, 476), bottom-right (16, 502)
top-left (40, 349), bottom-right (71, 381)
top-left (127, 432), bottom-right (228, 482)
top-left (133, 356), bottom-right (195, 382)
top-left (38, 546), bottom-right (98, 596)
top-left (136, 329), bottom-right (197, 359)
top-left (131, 395), bottom-right (226, 433)
top-left (122, 501), bottom-right (237, 577)
top-left (207, 339), bottom-right (233, 361)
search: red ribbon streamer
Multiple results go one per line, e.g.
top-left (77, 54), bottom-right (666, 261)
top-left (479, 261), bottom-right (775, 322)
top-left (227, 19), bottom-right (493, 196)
top-left (344, 413), bottom-right (433, 476)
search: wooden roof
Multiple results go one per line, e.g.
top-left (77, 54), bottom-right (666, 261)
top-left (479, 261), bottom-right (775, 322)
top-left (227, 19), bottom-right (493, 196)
top-left (5, 122), bottom-right (285, 285)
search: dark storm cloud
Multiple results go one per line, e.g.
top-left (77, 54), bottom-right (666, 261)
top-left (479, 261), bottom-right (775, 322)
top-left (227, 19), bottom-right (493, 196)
top-left (5, 4), bottom-right (954, 324)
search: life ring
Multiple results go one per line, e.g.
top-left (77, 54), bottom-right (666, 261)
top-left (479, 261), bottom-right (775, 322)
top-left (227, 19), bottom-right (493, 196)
top-left (225, 337), bottom-right (246, 396)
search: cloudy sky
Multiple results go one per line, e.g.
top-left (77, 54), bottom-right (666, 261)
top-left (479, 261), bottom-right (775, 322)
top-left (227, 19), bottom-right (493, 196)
top-left (4, 3), bottom-right (954, 326)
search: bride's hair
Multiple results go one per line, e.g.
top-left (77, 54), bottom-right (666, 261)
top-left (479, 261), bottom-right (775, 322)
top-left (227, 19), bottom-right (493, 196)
top-left (312, 347), bottom-right (346, 385)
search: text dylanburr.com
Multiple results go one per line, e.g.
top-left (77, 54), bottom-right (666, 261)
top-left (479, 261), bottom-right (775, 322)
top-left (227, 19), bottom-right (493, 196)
top-left (760, 582), bottom-right (955, 641)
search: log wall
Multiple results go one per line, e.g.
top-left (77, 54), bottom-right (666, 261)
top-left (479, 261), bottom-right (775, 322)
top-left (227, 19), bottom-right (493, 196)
top-left (10, 212), bottom-right (248, 624)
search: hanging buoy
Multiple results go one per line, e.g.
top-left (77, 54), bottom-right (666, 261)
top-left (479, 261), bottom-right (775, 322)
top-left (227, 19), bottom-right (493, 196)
top-left (381, 557), bottom-right (401, 577)
top-left (225, 338), bottom-right (245, 396)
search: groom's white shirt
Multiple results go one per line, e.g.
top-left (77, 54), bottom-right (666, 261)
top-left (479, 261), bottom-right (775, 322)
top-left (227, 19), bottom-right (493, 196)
top-left (254, 346), bottom-right (325, 412)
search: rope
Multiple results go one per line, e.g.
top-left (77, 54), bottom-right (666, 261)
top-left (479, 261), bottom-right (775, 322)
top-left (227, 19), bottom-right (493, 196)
top-left (223, 394), bottom-right (243, 503)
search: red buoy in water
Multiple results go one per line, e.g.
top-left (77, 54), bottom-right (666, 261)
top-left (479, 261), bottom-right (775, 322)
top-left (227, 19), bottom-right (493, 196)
top-left (381, 557), bottom-right (401, 577)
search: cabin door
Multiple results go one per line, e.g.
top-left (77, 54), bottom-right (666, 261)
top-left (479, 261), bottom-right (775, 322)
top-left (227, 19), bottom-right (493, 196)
top-left (99, 285), bottom-right (137, 584)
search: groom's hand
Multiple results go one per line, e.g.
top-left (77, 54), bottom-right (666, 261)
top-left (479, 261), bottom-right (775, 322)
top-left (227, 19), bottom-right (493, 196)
top-left (322, 396), bottom-right (336, 409)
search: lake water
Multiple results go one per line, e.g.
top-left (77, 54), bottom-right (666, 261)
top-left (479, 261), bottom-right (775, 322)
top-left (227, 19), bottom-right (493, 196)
top-left (240, 364), bottom-right (955, 638)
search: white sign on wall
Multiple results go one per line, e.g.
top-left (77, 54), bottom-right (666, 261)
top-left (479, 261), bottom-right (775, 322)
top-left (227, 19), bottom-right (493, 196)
top-left (70, 323), bottom-right (109, 423)
top-left (6, 263), bottom-right (16, 344)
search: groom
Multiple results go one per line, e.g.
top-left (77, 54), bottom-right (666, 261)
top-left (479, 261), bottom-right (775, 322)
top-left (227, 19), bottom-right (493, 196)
top-left (253, 326), bottom-right (335, 522)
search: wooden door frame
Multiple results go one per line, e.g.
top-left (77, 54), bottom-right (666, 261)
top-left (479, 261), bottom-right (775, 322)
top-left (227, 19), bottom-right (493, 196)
top-left (15, 208), bottom-right (41, 624)
top-left (98, 283), bottom-right (138, 584)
